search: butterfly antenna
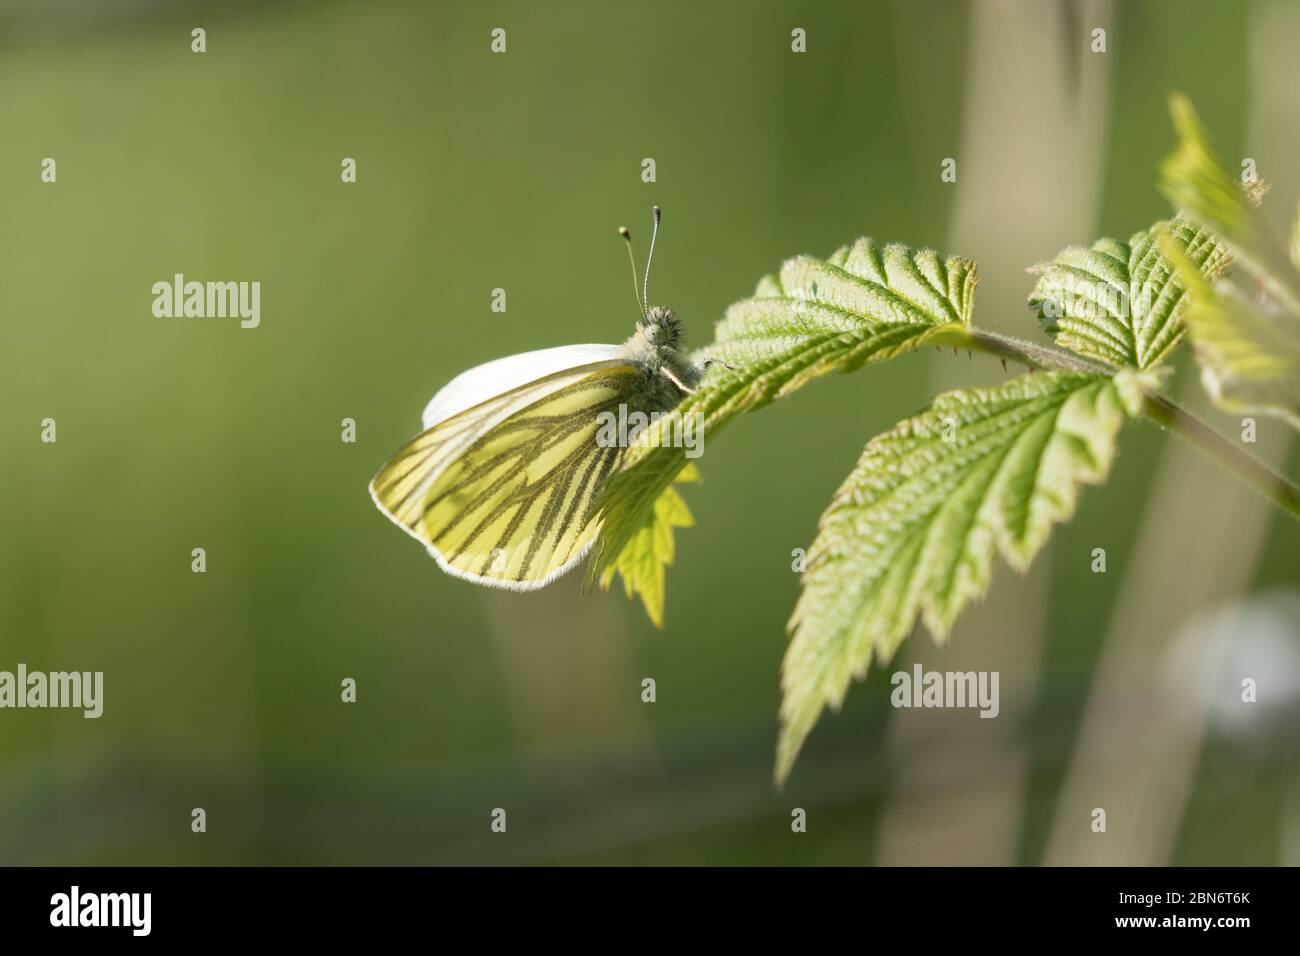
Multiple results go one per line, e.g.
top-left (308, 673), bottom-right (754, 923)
top-left (642, 206), bottom-right (661, 316)
top-left (619, 226), bottom-right (646, 319)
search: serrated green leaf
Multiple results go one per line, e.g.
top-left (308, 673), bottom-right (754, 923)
top-left (587, 240), bottom-right (978, 586)
top-left (599, 464), bottom-right (699, 627)
top-left (778, 370), bottom-right (1137, 784)
top-left (1159, 92), bottom-right (1300, 315)
top-left (1027, 217), bottom-right (1228, 369)
top-left (1162, 240), bottom-right (1300, 429)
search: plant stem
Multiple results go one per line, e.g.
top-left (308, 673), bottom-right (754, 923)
top-left (956, 327), bottom-right (1113, 374)
top-left (939, 324), bottom-right (1300, 521)
top-left (1140, 391), bottom-right (1300, 519)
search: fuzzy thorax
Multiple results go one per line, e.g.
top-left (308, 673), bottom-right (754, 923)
top-left (625, 306), bottom-right (702, 396)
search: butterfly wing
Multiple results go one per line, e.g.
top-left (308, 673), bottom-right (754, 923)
top-left (370, 357), bottom-right (646, 590)
top-left (376, 346), bottom-right (627, 531)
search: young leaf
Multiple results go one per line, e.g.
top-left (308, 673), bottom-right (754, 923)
top-left (1158, 95), bottom-right (1300, 429)
top-left (599, 464), bottom-right (699, 627)
top-left (587, 240), bottom-right (978, 585)
top-left (1027, 216), bottom-right (1228, 370)
top-left (1159, 92), bottom-right (1300, 315)
top-left (778, 370), bottom-right (1143, 784)
top-left (1162, 241), bottom-right (1300, 429)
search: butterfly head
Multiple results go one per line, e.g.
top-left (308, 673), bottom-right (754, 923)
top-left (621, 208), bottom-right (695, 390)
top-left (638, 305), bottom-right (684, 351)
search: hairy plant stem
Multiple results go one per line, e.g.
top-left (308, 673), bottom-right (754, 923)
top-left (935, 325), bottom-right (1300, 521)
top-left (1139, 392), bottom-right (1300, 519)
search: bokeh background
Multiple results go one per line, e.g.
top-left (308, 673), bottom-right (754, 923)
top-left (1, 0), bottom-right (1298, 865)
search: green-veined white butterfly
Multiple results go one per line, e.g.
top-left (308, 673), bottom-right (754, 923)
top-left (370, 207), bottom-right (715, 590)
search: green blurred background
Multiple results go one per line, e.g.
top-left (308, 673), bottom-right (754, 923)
top-left (1, 0), bottom-right (1297, 865)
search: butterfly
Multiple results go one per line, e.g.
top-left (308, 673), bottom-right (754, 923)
top-left (370, 207), bottom-right (718, 590)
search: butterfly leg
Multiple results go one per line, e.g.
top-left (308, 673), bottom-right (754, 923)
top-left (663, 366), bottom-right (697, 395)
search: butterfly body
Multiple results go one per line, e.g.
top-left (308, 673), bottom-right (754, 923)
top-left (624, 305), bottom-right (704, 398)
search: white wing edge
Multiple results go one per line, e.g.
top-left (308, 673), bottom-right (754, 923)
top-left (424, 538), bottom-right (597, 592)
top-left (421, 343), bottom-right (625, 429)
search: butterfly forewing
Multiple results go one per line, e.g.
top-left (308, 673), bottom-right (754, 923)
top-left (370, 361), bottom-right (644, 589)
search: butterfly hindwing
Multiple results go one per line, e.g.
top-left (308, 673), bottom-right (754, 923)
top-left (370, 361), bottom-right (646, 589)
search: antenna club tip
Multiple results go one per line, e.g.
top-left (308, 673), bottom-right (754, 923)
top-left (618, 226), bottom-right (631, 238)
top-left (653, 205), bottom-right (661, 217)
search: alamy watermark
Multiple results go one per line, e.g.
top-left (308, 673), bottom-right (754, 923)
top-left (0, 664), bottom-right (102, 718)
top-left (50, 886), bottom-right (150, 936)
top-left (1036, 273), bottom-right (1161, 329)
top-left (595, 404), bottom-right (704, 458)
top-left (152, 273), bottom-right (260, 328)
top-left (890, 664), bottom-right (999, 718)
